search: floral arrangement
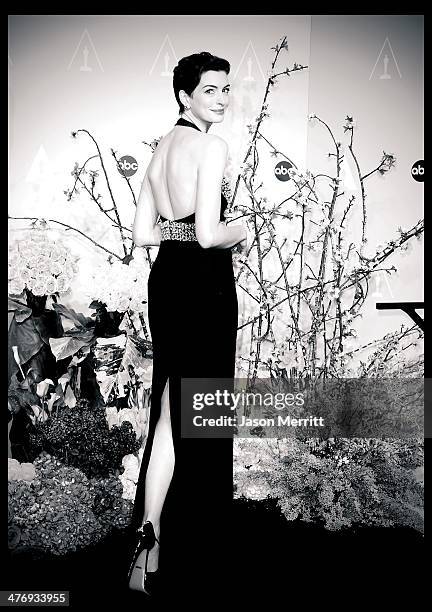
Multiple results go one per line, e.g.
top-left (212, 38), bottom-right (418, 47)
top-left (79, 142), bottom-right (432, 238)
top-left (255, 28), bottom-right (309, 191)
top-left (27, 399), bottom-right (141, 477)
top-left (8, 452), bottom-right (133, 556)
top-left (234, 438), bottom-right (424, 533)
top-left (86, 253), bottom-right (149, 314)
top-left (8, 227), bottom-right (79, 297)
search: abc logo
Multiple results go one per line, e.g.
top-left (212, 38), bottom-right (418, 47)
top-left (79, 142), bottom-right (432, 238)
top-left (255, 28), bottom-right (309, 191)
top-left (274, 160), bottom-right (292, 182)
top-left (411, 160), bottom-right (424, 183)
top-left (118, 155), bottom-right (138, 177)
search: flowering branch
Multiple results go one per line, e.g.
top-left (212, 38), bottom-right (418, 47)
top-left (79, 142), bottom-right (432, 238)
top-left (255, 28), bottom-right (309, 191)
top-left (69, 129), bottom-right (128, 257)
top-left (227, 36), bottom-right (423, 381)
top-left (8, 216), bottom-right (123, 260)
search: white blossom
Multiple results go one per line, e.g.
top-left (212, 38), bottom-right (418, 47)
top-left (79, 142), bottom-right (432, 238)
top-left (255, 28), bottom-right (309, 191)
top-left (87, 258), bottom-right (150, 314)
top-left (119, 475), bottom-right (137, 500)
top-left (105, 406), bottom-right (119, 429)
top-left (8, 231), bottom-right (77, 297)
top-left (121, 453), bottom-right (140, 483)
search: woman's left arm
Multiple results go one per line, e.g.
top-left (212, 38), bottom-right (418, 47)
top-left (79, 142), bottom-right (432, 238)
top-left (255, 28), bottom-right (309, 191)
top-left (132, 170), bottom-right (161, 246)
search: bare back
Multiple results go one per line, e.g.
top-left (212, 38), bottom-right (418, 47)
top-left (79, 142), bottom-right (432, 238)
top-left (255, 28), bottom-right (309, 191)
top-left (147, 126), bottom-right (224, 221)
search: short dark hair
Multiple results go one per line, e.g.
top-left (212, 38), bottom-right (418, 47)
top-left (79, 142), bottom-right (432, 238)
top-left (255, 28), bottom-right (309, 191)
top-left (173, 51), bottom-right (230, 114)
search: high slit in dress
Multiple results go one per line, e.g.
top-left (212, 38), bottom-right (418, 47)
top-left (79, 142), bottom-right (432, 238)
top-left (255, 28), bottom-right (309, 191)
top-left (131, 117), bottom-right (238, 584)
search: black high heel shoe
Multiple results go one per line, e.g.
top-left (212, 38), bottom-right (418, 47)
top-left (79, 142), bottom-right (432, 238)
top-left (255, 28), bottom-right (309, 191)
top-left (128, 521), bottom-right (160, 595)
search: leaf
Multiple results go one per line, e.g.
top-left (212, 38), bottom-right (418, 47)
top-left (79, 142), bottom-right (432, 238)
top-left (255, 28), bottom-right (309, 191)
top-left (8, 319), bottom-right (44, 376)
top-left (88, 299), bottom-right (106, 311)
top-left (8, 384), bottom-right (41, 417)
top-left (52, 303), bottom-right (94, 329)
top-left (52, 373), bottom-right (76, 408)
top-left (8, 298), bottom-right (32, 323)
top-left (49, 335), bottom-right (94, 361)
top-left (93, 334), bottom-right (152, 403)
top-left (70, 345), bottom-right (92, 364)
top-left (33, 310), bottom-right (64, 346)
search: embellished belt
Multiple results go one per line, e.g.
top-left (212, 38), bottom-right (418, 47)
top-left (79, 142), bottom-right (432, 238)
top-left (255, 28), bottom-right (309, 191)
top-left (159, 220), bottom-right (198, 242)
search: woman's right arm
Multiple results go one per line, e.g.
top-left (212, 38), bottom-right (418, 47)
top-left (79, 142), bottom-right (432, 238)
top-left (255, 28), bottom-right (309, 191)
top-left (195, 137), bottom-right (246, 249)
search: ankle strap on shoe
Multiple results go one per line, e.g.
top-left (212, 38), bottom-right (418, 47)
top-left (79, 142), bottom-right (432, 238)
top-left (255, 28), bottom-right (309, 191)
top-left (139, 521), bottom-right (160, 544)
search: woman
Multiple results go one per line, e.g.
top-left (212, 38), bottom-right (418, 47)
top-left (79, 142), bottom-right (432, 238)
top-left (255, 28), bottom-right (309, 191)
top-left (128, 52), bottom-right (247, 596)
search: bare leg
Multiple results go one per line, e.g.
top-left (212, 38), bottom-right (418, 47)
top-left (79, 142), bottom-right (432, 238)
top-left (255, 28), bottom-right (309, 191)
top-left (137, 378), bottom-right (174, 572)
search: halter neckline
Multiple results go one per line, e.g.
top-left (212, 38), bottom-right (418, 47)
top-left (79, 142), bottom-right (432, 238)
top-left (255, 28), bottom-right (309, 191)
top-left (175, 117), bottom-right (202, 132)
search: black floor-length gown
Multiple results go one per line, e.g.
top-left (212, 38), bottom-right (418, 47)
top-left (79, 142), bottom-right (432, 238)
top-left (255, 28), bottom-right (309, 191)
top-left (131, 117), bottom-right (238, 590)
